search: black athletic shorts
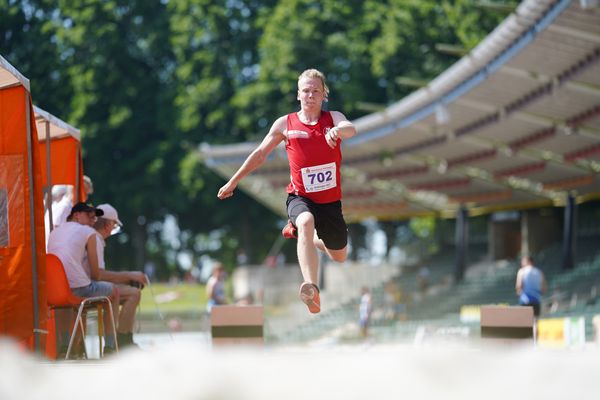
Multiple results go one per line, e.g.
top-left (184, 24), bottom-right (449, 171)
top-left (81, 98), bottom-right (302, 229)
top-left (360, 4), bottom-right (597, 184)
top-left (286, 194), bottom-right (348, 250)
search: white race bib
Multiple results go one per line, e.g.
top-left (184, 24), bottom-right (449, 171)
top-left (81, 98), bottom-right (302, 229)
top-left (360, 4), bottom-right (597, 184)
top-left (301, 162), bottom-right (337, 193)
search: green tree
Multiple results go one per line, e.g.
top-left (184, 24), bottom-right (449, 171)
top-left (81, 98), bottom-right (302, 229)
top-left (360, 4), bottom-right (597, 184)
top-left (50, 0), bottom-right (180, 268)
top-left (0, 0), bottom-right (71, 114)
top-left (167, 0), bottom-right (282, 266)
top-left (168, 0), bottom-right (277, 143)
top-left (2, 0), bottom-right (509, 276)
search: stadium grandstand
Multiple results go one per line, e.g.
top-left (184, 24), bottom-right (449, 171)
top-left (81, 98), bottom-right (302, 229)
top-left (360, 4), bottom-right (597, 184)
top-left (201, 0), bottom-right (600, 346)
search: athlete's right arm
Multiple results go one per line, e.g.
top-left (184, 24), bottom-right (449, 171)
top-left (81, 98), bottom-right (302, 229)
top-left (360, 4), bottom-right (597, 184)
top-left (217, 116), bottom-right (287, 200)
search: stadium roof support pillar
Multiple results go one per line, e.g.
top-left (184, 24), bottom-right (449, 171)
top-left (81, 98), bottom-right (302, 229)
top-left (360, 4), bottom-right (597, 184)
top-left (562, 194), bottom-right (576, 271)
top-left (318, 252), bottom-right (327, 291)
top-left (455, 206), bottom-right (469, 283)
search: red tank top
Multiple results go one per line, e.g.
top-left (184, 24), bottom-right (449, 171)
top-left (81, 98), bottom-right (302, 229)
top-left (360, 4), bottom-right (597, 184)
top-left (285, 111), bottom-right (342, 203)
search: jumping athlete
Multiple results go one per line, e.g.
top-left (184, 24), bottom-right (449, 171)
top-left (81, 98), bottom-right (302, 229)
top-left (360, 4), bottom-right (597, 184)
top-left (217, 68), bottom-right (357, 313)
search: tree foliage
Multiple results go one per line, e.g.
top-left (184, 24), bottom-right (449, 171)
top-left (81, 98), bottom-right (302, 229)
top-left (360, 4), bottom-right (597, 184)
top-left (1, 0), bottom-right (506, 276)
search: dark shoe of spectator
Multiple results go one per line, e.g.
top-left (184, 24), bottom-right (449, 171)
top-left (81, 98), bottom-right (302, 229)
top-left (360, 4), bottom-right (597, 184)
top-left (117, 332), bottom-right (141, 349)
top-left (102, 345), bottom-right (117, 357)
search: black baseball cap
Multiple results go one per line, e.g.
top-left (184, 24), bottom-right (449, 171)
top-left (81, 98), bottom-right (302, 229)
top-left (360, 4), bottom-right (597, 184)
top-left (68, 202), bottom-right (104, 218)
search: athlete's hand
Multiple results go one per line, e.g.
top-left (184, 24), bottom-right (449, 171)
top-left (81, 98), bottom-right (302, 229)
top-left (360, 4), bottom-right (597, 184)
top-left (325, 127), bottom-right (341, 149)
top-left (217, 182), bottom-right (236, 200)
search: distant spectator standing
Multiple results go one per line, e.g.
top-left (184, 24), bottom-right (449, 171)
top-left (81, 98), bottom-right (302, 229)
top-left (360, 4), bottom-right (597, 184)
top-left (417, 266), bottom-right (431, 294)
top-left (44, 185), bottom-right (73, 249)
top-left (516, 255), bottom-right (547, 317)
top-left (50, 185), bottom-right (73, 228)
top-left (383, 282), bottom-right (396, 322)
top-left (83, 175), bottom-right (94, 201)
top-left (359, 286), bottom-right (372, 338)
top-left (206, 263), bottom-right (227, 313)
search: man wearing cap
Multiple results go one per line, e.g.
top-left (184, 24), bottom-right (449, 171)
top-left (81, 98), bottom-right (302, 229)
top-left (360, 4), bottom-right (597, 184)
top-left (48, 202), bottom-right (113, 299)
top-left (91, 203), bottom-right (146, 349)
top-left (48, 202), bottom-right (146, 351)
top-left (47, 202), bottom-right (116, 354)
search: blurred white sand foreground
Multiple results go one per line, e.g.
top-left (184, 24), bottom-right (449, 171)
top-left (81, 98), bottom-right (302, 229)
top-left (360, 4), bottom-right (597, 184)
top-left (0, 339), bottom-right (598, 400)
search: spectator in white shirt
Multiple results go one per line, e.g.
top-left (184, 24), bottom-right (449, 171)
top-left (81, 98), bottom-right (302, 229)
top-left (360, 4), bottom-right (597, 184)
top-left (92, 203), bottom-right (146, 349)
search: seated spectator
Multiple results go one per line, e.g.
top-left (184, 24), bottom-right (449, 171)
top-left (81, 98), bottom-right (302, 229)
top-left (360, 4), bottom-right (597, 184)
top-left (47, 202), bottom-right (115, 352)
top-left (47, 202), bottom-right (147, 352)
top-left (92, 203), bottom-right (147, 350)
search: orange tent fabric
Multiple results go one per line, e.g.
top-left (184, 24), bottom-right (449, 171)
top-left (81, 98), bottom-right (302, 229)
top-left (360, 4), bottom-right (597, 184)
top-left (0, 85), bottom-right (47, 349)
top-left (37, 136), bottom-right (85, 202)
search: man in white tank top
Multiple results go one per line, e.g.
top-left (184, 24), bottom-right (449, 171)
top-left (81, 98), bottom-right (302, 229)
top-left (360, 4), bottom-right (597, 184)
top-left (47, 202), bottom-right (108, 292)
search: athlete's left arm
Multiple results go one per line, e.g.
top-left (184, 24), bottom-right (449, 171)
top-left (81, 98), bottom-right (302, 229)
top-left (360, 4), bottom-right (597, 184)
top-left (325, 111), bottom-right (356, 148)
top-left (331, 111), bottom-right (356, 140)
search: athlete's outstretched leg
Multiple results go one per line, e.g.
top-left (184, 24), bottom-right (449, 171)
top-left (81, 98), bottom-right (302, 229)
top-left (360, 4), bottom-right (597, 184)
top-left (296, 211), bottom-right (319, 284)
top-left (296, 212), bottom-right (322, 313)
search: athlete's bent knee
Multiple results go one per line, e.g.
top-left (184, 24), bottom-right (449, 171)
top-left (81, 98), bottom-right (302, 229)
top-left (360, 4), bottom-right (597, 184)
top-left (332, 254), bottom-right (347, 263)
top-left (329, 249), bottom-right (347, 263)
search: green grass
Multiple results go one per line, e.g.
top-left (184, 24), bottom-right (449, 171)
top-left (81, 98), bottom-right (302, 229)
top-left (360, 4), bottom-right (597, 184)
top-left (139, 283), bottom-right (208, 316)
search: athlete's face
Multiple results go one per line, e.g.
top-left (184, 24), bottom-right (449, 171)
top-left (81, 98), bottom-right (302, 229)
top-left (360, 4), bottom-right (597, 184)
top-left (297, 77), bottom-right (326, 109)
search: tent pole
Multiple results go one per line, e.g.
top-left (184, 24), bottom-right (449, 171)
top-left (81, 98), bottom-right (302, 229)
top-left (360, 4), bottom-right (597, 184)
top-left (75, 144), bottom-right (81, 202)
top-left (45, 120), bottom-right (53, 231)
top-left (25, 93), bottom-right (40, 353)
top-left (562, 193), bottom-right (576, 271)
top-left (455, 206), bottom-right (468, 283)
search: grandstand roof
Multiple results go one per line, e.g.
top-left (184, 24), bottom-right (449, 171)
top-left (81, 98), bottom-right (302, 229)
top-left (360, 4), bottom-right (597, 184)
top-left (201, 0), bottom-right (600, 221)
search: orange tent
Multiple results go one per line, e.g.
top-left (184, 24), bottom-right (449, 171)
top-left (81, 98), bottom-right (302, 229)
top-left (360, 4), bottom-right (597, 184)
top-left (0, 55), bottom-right (47, 352)
top-left (34, 106), bottom-right (85, 229)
